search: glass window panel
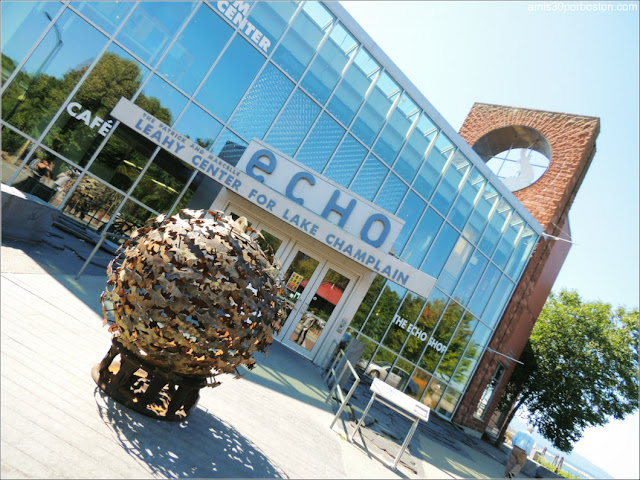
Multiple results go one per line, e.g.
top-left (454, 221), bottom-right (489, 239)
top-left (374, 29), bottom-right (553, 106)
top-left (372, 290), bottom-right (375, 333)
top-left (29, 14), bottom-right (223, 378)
top-left (400, 288), bottom-right (448, 363)
top-left (409, 368), bottom-right (431, 400)
top-left (392, 191), bottom-right (427, 255)
top-left (381, 292), bottom-right (425, 354)
top-left (431, 151), bottom-right (470, 216)
top-left (482, 275), bottom-right (515, 328)
top-left (351, 72), bottom-right (400, 147)
top-left (368, 347), bottom-right (397, 382)
top-left (355, 334), bottom-right (378, 369)
top-left (173, 103), bottom-right (223, 151)
top-left (400, 207), bottom-right (443, 268)
top-left (392, 358), bottom-right (418, 395)
top-left (116, 2), bottom-right (195, 67)
top-left (265, 89), bottom-right (320, 157)
top-left (1, 1), bottom-right (63, 82)
top-left (413, 132), bottom-right (453, 201)
top-left (463, 183), bottom-right (499, 244)
top-left (450, 323), bottom-right (491, 391)
top-left (449, 168), bottom-right (485, 230)
top-left (195, 35), bottom-right (265, 122)
top-left (505, 227), bottom-right (537, 279)
top-left (61, 175), bottom-right (124, 233)
top-left (249, 1), bottom-right (298, 49)
top-left (394, 113), bottom-right (437, 183)
top-left (74, 1), bottom-right (134, 35)
top-left (88, 124), bottom-right (156, 190)
top-left (350, 275), bottom-right (386, 331)
top-left (436, 237), bottom-right (473, 295)
top-left (434, 312), bottom-right (477, 384)
top-left (212, 129), bottom-right (247, 166)
top-left (468, 263), bottom-right (501, 318)
top-left (295, 113), bottom-right (344, 172)
top-left (422, 377), bottom-right (446, 409)
top-left (421, 223), bottom-right (459, 278)
top-left (361, 281), bottom-right (406, 343)
top-left (131, 151), bottom-right (194, 214)
top-left (300, 22), bottom-right (357, 105)
top-left (271, 2), bottom-right (333, 81)
top-left (479, 198), bottom-right (512, 257)
top-left (349, 155), bottom-right (388, 201)
top-left (9, 147), bottom-right (78, 207)
top-left (327, 48), bottom-right (380, 126)
top-left (2, 9), bottom-right (108, 139)
top-left (436, 386), bottom-right (462, 419)
top-left (372, 93), bottom-right (417, 165)
top-left (453, 250), bottom-right (489, 306)
top-left (420, 300), bottom-right (463, 373)
top-left (111, 198), bottom-right (157, 239)
top-left (374, 173), bottom-right (407, 214)
top-left (2, 127), bottom-right (33, 184)
top-left (43, 45), bottom-right (150, 165)
top-left (157, 5), bottom-right (232, 95)
top-left (229, 63), bottom-right (294, 141)
top-left (135, 74), bottom-right (187, 126)
top-left (492, 212), bottom-right (523, 269)
top-left (322, 134), bottom-right (366, 187)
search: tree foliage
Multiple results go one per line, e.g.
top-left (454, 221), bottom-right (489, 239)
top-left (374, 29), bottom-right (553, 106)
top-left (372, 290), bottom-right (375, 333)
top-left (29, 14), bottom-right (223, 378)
top-left (497, 290), bottom-right (639, 452)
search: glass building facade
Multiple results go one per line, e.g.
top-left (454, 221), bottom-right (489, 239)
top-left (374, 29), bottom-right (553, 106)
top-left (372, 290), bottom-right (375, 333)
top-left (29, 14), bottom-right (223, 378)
top-left (1, 1), bottom-right (541, 419)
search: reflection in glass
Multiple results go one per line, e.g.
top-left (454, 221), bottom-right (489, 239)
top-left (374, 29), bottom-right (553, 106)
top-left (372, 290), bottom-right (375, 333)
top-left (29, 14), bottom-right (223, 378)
top-left (436, 386), bottom-right (462, 418)
top-left (392, 192), bottom-right (427, 255)
top-left (350, 275), bottom-right (385, 330)
top-left (2, 9), bottom-right (108, 139)
top-left (349, 155), bottom-right (388, 201)
top-left (373, 93), bottom-right (418, 165)
top-left (43, 45), bottom-right (150, 165)
top-left (479, 198), bottom-right (512, 257)
top-left (394, 113), bottom-right (437, 183)
top-left (116, 2), bottom-right (195, 67)
top-left (449, 168), bottom-right (486, 230)
top-left (2, 127), bottom-right (32, 184)
top-left (62, 174), bottom-right (124, 232)
top-left (355, 334), bottom-right (377, 369)
top-left (229, 63), bottom-right (294, 141)
top-left (131, 150), bottom-right (195, 213)
top-left (453, 250), bottom-right (489, 306)
top-left (74, 1), bottom-right (134, 35)
top-left (280, 250), bottom-right (320, 318)
top-left (295, 113), bottom-right (344, 172)
top-left (370, 347), bottom-right (396, 380)
top-left (482, 275), bottom-right (515, 328)
top-left (105, 198), bottom-right (156, 243)
top-left (195, 35), bottom-right (265, 122)
top-left (374, 173), bottom-right (407, 215)
top-left (249, 1), bottom-right (298, 49)
top-left (212, 130), bottom-right (247, 165)
top-left (134, 74), bottom-right (187, 126)
top-left (492, 213), bottom-right (523, 269)
top-left (433, 312), bottom-right (477, 383)
top-left (254, 229), bottom-right (283, 261)
top-left (431, 151), bottom-right (471, 216)
top-left (505, 227), bottom-right (537, 279)
top-left (420, 300), bottom-right (462, 373)
top-left (421, 223), bottom-right (459, 279)
top-left (422, 377), bottom-right (446, 409)
top-left (301, 22), bottom-right (357, 104)
top-left (414, 132), bottom-right (454, 201)
top-left (265, 89), bottom-right (320, 156)
top-left (272, 2), bottom-right (333, 81)
top-left (436, 237), bottom-right (473, 295)
top-left (381, 292), bottom-right (425, 354)
top-left (401, 208), bottom-right (443, 268)
top-left (327, 48), bottom-right (380, 126)
top-left (467, 263), bottom-right (501, 318)
top-left (361, 281), bottom-right (406, 343)
top-left (400, 288), bottom-right (448, 363)
top-left (351, 72), bottom-right (400, 147)
top-left (462, 184), bottom-right (498, 244)
top-left (409, 368), bottom-right (431, 400)
top-left (450, 322), bottom-right (491, 391)
top-left (290, 268), bottom-right (350, 352)
top-left (323, 134), bottom-right (366, 186)
top-left (1, 1), bottom-right (63, 82)
top-left (173, 103), bottom-right (223, 151)
top-left (157, 4), bottom-right (232, 95)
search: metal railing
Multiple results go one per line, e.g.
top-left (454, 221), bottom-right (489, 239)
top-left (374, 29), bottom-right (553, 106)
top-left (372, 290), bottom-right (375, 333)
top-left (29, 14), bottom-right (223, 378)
top-left (324, 348), bottom-right (360, 429)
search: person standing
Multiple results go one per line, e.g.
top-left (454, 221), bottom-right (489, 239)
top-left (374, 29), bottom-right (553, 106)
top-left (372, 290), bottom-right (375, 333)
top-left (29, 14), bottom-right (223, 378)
top-left (295, 311), bottom-right (316, 346)
top-left (505, 425), bottom-right (536, 478)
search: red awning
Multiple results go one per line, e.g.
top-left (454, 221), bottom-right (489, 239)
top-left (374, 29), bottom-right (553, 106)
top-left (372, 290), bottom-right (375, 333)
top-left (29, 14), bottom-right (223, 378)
top-left (299, 280), bottom-right (344, 305)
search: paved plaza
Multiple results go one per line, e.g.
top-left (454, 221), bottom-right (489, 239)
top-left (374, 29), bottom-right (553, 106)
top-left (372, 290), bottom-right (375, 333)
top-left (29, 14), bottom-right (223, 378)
top-left (1, 225), bottom-right (523, 479)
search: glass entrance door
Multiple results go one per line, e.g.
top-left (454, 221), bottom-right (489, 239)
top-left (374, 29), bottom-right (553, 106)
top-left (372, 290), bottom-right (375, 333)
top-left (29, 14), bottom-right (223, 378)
top-left (278, 248), bottom-right (354, 357)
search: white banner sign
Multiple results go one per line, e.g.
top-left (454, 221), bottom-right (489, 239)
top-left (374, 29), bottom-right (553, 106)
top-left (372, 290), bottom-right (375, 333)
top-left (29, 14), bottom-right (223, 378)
top-left (110, 98), bottom-right (436, 297)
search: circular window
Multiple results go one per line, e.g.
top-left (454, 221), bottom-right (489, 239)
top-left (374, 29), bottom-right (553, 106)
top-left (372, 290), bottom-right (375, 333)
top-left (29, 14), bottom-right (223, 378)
top-left (472, 126), bottom-right (551, 192)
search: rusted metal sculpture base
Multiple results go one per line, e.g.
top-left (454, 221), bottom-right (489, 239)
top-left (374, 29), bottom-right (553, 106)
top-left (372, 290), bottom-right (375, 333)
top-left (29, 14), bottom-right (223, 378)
top-left (92, 339), bottom-right (208, 421)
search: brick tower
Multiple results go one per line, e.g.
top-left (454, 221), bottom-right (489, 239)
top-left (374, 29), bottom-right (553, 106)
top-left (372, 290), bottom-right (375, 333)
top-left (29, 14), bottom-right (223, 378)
top-left (452, 103), bottom-right (600, 436)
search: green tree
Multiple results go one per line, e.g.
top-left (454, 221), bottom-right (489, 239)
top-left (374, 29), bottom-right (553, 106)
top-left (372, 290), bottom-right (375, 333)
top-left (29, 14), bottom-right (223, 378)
top-left (495, 290), bottom-right (639, 452)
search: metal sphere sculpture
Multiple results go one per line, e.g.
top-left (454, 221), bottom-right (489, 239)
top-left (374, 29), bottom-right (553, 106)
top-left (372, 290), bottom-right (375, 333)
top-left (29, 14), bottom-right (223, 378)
top-left (93, 209), bottom-right (283, 420)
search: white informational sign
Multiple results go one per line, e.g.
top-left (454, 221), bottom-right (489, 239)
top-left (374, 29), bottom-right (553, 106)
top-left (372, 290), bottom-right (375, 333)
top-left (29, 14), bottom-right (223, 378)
top-left (110, 98), bottom-right (437, 297)
top-left (371, 378), bottom-right (430, 421)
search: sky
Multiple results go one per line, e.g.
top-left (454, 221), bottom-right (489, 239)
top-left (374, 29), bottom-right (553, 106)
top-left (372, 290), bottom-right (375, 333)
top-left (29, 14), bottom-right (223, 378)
top-left (340, 1), bottom-right (639, 479)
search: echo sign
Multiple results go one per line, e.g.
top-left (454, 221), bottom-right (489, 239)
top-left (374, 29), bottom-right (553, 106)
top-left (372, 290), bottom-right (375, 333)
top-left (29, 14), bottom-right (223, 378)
top-left (236, 140), bottom-right (404, 252)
